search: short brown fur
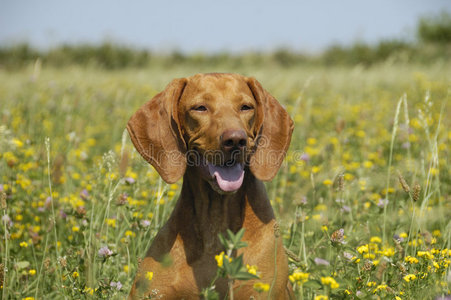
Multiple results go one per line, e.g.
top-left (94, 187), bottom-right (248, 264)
top-left (127, 73), bottom-right (294, 299)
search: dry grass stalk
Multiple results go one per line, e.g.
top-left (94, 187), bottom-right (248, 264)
top-left (336, 173), bottom-right (344, 191)
top-left (119, 150), bottom-right (129, 177)
top-left (0, 191), bottom-right (6, 210)
top-left (412, 183), bottom-right (421, 202)
top-left (376, 260), bottom-right (387, 280)
top-left (397, 171), bottom-right (410, 194)
top-left (43, 257), bottom-right (51, 270)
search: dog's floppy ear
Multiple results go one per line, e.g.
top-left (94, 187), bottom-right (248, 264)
top-left (246, 77), bottom-right (294, 181)
top-left (127, 78), bottom-right (187, 183)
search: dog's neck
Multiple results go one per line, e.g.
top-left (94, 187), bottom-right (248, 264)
top-left (175, 166), bottom-right (275, 255)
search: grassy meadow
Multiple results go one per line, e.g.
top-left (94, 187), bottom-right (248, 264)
top-left (0, 60), bottom-right (450, 299)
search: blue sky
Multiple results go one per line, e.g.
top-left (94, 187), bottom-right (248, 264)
top-left (1, 0), bottom-right (450, 53)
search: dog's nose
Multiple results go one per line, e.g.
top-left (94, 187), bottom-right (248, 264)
top-left (221, 129), bottom-right (247, 152)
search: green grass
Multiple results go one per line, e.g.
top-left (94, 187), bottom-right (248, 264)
top-left (0, 61), bottom-right (450, 299)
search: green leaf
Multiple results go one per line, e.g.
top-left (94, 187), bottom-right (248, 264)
top-left (234, 228), bottom-right (246, 243)
top-left (226, 229), bottom-right (236, 243)
top-left (218, 233), bottom-right (228, 249)
top-left (233, 271), bottom-right (260, 281)
top-left (228, 257), bottom-right (242, 276)
top-left (303, 279), bottom-right (322, 289)
top-left (222, 255), bottom-right (233, 275)
top-left (235, 241), bottom-right (248, 249)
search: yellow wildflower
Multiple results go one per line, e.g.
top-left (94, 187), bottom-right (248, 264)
top-left (307, 137), bottom-right (317, 145)
top-left (344, 173), bottom-right (354, 181)
top-left (311, 166), bottom-right (321, 174)
top-left (312, 214), bottom-right (321, 220)
top-left (321, 276), bottom-right (339, 289)
top-left (433, 261), bottom-right (439, 269)
top-left (125, 230), bottom-right (136, 238)
top-left (246, 264), bottom-right (258, 276)
top-left (363, 161), bottom-right (373, 168)
top-left (403, 274), bottom-right (416, 282)
top-left (364, 253), bottom-right (376, 259)
top-left (215, 252), bottom-right (224, 267)
top-left (373, 284), bottom-right (387, 293)
top-left (289, 270), bottom-right (309, 284)
top-left (379, 247), bottom-right (395, 257)
top-left (357, 244), bottom-right (369, 254)
top-left (323, 179), bottom-right (333, 186)
top-left (253, 282), bottom-right (270, 292)
top-left (417, 251), bottom-right (434, 260)
top-left (105, 218), bottom-right (116, 228)
top-left (145, 271), bottom-right (153, 281)
top-left (405, 256), bottom-right (419, 264)
top-left (314, 204), bottom-right (327, 211)
top-left (399, 232), bottom-right (408, 239)
top-left (432, 230), bottom-right (441, 237)
top-left (84, 287), bottom-right (94, 295)
top-left (370, 236), bottom-right (382, 243)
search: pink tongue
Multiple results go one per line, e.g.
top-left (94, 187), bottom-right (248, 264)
top-left (207, 163), bottom-right (245, 192)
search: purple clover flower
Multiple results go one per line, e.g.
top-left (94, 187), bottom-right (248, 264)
top-left (110, 281), bottom-right (122, 290)
top-left (140, 220), bottom-right (151, 227)
top-left (59, 209), bottom-right (67, 219)
top-left (377, 198), bottom-right (389, 208)
top-left (314, 257), bottom-right (330, 266)
top-left (98, 246), bottom-right (113, 258)
top-left (2, 214), bottom-right (12, 227)
top-left (300, 153), bottom-right (310, 162)
top-left (80, 189), bottom-right (89, 200)
top-left (125, 177), bottom-right (135, 184)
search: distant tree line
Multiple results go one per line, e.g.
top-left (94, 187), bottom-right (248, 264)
top-left (1, 12), bottom-right (450, 69)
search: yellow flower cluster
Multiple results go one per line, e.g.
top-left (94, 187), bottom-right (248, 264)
top-left (289, 270), bottom-right (309, 284)
top-left (246, 264), bottom-right (258, 276)
top-left (253, 282), bottom-right (270, 293)
top-left (403, 274), bottom-right (416, 282)
top-left (373, 284), bottom-right (388, 293)
top-left (321, 276), bottom-right (339, 289)
top-left (356, 240), bottom-right (395, 260)
top-left (405, 256), bottom-right (419, 264)
top-left (214, 251), bottom-right (232, 268)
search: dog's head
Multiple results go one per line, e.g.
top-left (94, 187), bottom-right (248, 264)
top-left (127, 73), bottom-right (294, 193)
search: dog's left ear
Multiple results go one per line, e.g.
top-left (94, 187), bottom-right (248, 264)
top-left (246, 77), bottom-right (294, 181)
top-left (127, 78), bottom-right (187, 183)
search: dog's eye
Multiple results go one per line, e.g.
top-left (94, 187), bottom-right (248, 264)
top-left (241, 104), bottom-right (253, 111)
top-left (192, 105), bottom-right (207, 112)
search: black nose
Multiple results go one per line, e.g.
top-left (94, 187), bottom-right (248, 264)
top-left (221, 129), bottom-right (247, 152)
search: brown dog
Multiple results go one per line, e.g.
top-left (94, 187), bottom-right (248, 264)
top-left (127, 73), bottom-right (294, 299)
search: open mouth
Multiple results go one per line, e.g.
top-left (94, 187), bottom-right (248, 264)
top-left (207, 162), bottom-right (245, 193)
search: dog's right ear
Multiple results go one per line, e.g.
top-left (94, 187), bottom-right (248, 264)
top-left (127, 78), bottom-right (187, 183)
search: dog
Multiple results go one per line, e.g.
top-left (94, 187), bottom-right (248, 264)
top-left (127, 73), bottom-right (294, 299)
